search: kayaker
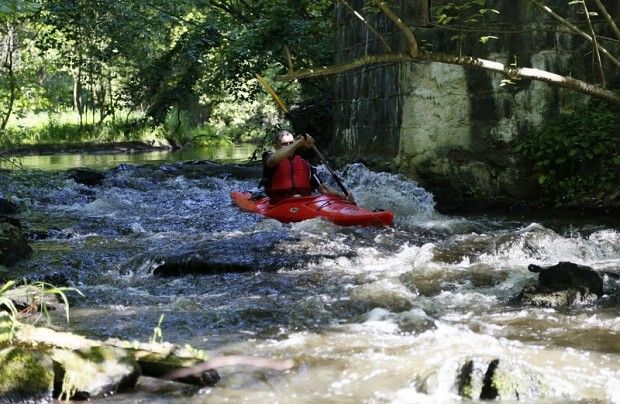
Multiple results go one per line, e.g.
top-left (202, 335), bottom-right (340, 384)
top-left (261, 130), bottom-right (355, 204)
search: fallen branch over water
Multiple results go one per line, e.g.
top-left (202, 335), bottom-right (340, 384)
top-left (11, 321), bottom-right (294, 385)
top-left (164, 355), bottom-right (295, 380)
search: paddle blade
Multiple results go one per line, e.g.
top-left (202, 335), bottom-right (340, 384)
top-left (255, 74), bottom-right (289, 114)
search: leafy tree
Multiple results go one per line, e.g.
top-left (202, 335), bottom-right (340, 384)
top-left (513, 99), bottom-right (619, 205)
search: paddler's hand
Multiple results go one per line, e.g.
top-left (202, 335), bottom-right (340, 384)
top-left (298, 134), bottom-right (315, 149)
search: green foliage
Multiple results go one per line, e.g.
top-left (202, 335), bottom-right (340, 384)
top-left (513, 100), bottom-right (619, 205)
top-left (2, 0), bottom-right (333, 147)
top-left (0, 279), bottom-right (82, 342)
top-left (0, 0), bottom-right (39, 17)
top-left (149, 314), bottom-right (165, 344)
top-left (434, 0), bottom-right (499, 52)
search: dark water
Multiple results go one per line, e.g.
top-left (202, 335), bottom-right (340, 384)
top-left (2, 150), bottom-right (619, 402)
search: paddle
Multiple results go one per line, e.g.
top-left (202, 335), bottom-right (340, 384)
top-left (255, 74), bottom-right (355, 202)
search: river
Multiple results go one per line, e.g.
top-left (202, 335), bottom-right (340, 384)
top-left (2, 146), bottom-right (619, 403)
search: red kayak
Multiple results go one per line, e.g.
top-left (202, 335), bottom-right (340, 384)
top-left (231, 191), bottom-right (394, 227)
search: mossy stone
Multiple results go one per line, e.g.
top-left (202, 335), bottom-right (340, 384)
top-left (0, 347), bottom-right (55, 401)
top-left (52, 345), bottom-right (140, 399)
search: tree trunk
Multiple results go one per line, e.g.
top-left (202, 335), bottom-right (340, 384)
top-left (0, 22), bottom-right (17, 130)
top-left (108, 74), bottom-right (115, 122)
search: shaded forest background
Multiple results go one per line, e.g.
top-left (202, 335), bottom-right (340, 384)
top-left (1, 0), bottom-right (618, 207)
top-left (0, 0), bottom-right (334, 149)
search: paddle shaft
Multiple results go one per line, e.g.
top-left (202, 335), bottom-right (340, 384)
top-left (307, 141), bottom-right (352, 199)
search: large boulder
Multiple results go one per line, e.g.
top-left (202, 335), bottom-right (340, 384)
top-left (67, 168), bottom-right (106, 186)
top-left (513, 262), bottom-right (605, 307)
top-left (51, 346), bottom-right (141, 400)
top-left (0, 347), bottom-right (55, 402)
top-left (417, 356), bottom-right (556, 400)
top-left (0, 222), bottom-right (32, 265)
top-left (528, 262), bottom-right (604, 296)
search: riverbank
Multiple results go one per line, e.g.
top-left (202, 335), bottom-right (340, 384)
top-left (2, 140), bottom-right (174, 157)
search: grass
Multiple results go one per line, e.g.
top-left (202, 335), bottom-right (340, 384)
top-left (2, 108), bottom-right (266, 151)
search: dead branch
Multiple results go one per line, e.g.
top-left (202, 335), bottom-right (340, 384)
top-left (276, 51), bottom-right (620, 107)
top-left (164, 355), bottom-right (295, 380)
top-left (370, 0), bottom-right (418, 57)
top-left (581, 0), bottom-right (606, 87)
top-left (525, 0), bottom-right (620, 69)
top-left (592, 0), bottom-right (620, 41)
top-left (339, 0), bottom-right (391, 52)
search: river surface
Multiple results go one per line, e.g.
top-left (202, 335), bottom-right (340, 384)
top-left (2, 148), bottom-right (619, 403)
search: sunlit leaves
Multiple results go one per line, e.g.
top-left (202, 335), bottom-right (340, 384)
top-left (479, 35), bottom-right (498, 44)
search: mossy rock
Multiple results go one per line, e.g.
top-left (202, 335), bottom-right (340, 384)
top-left (52, 346), bottom-right (141, 399)
top-left (348, 279), bottom-right (416, 312)
top-left (0, 347), bottom-right (55, 402)
top-left (418, 356), bottom-right (556, 400)
top-left (515, 286), bottom-right (599, 307)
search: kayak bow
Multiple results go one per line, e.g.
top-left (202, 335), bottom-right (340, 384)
top-left (231, 191), bottom-right (394, 227)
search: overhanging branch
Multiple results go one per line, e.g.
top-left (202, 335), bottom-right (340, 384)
top-left (525, 0), bottom-right (620, 69)
top-left (276, 52), bottom-right (620, 107)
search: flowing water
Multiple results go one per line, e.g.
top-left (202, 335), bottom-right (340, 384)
top-left (2, 150), bottom-right (619, 403)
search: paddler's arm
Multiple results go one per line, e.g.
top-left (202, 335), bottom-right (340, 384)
top-left (317, 183), bottom-right (356, 204)
top-left (265, 135), bottom-right (315, 168)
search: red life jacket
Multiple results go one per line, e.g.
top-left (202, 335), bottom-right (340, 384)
top-left (266, 155), bottom-right (312, 197)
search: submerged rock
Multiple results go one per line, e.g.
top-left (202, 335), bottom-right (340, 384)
top-left (516, 285), bottom-right (599, 307)
top-left (0, 197), bottom-right (18, 214)
top-left (514, 262), bottom-right (605, 307)
top-left (400, 263), bottom-right (508, 296)
top-left (67, 168), bottom-right (106, 186)
top-left (122, 231), bottom-right (351, 276)
top-left (417, 356), bottom-right (555, 400)
top-left (51, 346), bottom-right (140, 400)
top-left (0, 347), bottom-right (55, 402)
top-left (0, 222), bottom-right (33, 265)
top-left (349, 279), bottom-right (416, 312)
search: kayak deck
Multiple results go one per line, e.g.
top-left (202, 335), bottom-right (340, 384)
top-left (231, 191), bottom-right (394, 227)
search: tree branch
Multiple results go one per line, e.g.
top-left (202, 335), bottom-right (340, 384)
top-left (338, 0), bottom-right (391, 52)
top-left (525, 0), bottom-right (620, 69)
top-left (277, 53), bottom-right (411, 80)
top-left (581, 0), bottom-right (605, 87)
top-left (276, 52), bottom-right (620, 107)
top-left (592, 0), bottom-right (620, 41)
top-left (370, 0), bottom-right (418, 57)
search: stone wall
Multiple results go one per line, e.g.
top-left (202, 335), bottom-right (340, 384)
top-left (331, 0), bottom-right (620, 210)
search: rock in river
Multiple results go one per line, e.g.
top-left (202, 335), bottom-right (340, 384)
top-left (0, 222), bottom-right (33, 266)
top-left (0, 197), bottom-right (19, 214)
top-left (121, 231), bottom-right (352, 276)
top-left (514, 261), bottom-right (605, 307)
top-left (67, 168), bottom-right (106, 186)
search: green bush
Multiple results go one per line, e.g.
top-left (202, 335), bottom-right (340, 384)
top-left (513, 100), bottom-right (619, 206)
